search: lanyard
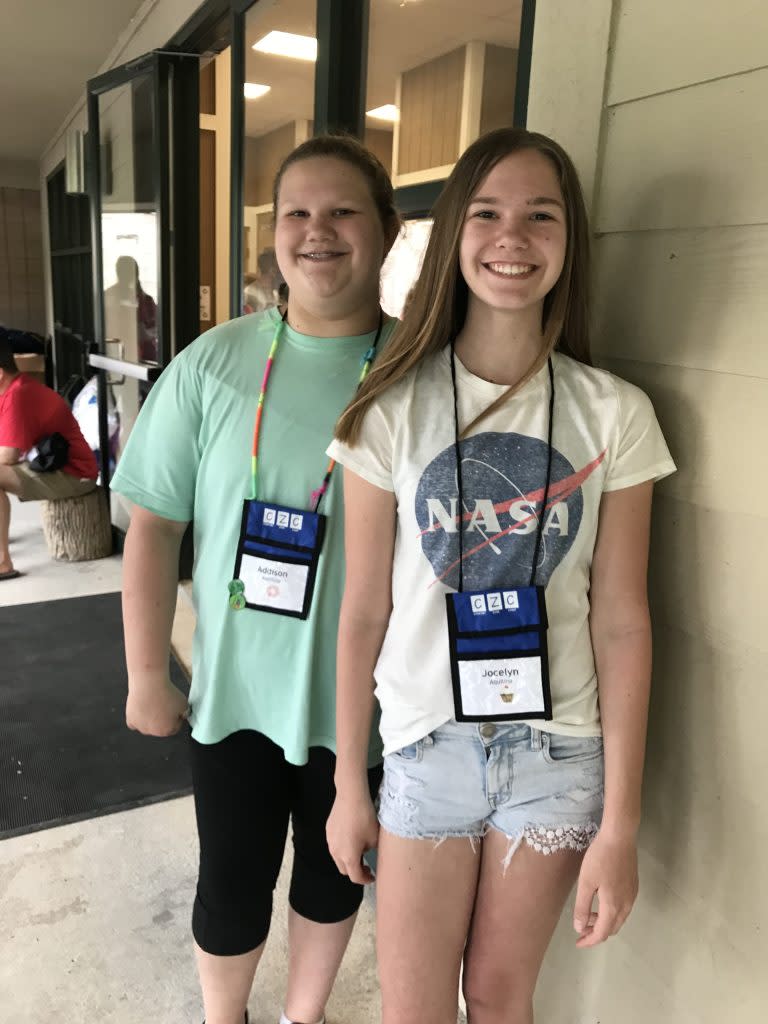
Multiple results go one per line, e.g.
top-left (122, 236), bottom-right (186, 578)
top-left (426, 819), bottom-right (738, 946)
top-left (249, 309), bottom-right (384, 512)
top-left (449, 342), bottom-right (555, 592)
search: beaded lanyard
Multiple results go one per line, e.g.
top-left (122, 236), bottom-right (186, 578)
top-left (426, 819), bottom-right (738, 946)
top-left (249, 309), bottom-right (383, 513)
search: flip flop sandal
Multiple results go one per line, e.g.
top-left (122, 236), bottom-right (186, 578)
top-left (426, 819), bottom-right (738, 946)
top-left (0, 570), bottom-right (21, 581)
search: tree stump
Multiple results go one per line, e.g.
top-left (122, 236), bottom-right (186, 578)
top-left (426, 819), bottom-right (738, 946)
top-left (40, 488), bottom-right (113, 561)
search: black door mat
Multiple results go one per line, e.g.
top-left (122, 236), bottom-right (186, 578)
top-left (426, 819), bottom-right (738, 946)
top-left (0, 591), bottom-right (192, 840)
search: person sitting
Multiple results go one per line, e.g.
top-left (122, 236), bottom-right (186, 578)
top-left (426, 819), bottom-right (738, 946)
top-left (0, 336), bottom-right (99, 580)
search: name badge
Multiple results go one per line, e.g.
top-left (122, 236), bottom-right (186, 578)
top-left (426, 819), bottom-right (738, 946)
top-left (446, 586), bottom-right (552, 722)
top-left (229, 499), bottom-right (326, 619)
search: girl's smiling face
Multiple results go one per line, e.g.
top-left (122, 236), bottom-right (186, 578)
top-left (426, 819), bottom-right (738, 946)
top-left (459, 149), bottom-right (567, 320)
top-left (274, 156), bottom-right (389, 321)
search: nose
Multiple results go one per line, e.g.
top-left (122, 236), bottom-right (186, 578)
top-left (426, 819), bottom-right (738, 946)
top-left (305, 211), bottom-right (336, 241)
top-left (495, 215), bottom-right (530, 251)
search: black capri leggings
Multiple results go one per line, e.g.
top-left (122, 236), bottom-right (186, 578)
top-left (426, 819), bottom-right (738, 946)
top-left (190, 729), bottom-right (383, 956)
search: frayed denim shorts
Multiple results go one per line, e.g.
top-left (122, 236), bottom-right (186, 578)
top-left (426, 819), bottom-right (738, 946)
top-left (378, 720), bottom-right (604, 858)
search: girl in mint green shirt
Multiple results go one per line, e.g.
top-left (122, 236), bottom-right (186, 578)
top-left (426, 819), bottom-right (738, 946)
top-left (113, 135), bottom-right (399, 1024)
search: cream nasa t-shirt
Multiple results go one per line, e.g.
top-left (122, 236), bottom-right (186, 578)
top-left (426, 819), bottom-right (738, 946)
top-left (329, 349), bottom-right (676, 756)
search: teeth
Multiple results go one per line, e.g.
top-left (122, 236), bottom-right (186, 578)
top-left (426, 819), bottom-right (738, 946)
top-left (301, 252), bottom-right (340, 260)
top-left (487, 263), bottom-right (535, 276)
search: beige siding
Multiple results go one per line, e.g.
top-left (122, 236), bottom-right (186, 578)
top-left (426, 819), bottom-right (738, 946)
top-left (596, 68), bottom-right (768, 232)
top-left (607, 0), bottom-right (768, 104)
top-left (529, 1), bottom-right (768, 1020)
top-left (592, 226), bottom-right (768, 378)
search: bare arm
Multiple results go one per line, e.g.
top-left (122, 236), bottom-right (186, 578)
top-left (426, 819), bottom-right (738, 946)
top-left (574, 480), bottom-right (654, 945)
top-left (123, 504), bottom-right (191, 736)
top-left (327, 468), bottom-right (396, 882)
top-left (0, 446), bottom-right (20, 465)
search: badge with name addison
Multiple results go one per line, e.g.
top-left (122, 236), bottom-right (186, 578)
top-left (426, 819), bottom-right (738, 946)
top-left (446, 586), bottom-right (552, 721)
top-left (230, 499), bottom-right (326, 619)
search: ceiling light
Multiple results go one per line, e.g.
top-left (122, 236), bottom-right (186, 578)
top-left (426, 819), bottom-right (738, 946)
top-left (366, 104), bottom-right (400, 123)
top-left (244, 82), bottom-right (271, 100)
top-left (252, 31), bottom-right (317, 62)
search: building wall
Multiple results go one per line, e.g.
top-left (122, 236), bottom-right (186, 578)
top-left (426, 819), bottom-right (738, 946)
top-left (527, 2), bottom-right (768, 1021)
top-left (0, 187), bottom-right (45, 335)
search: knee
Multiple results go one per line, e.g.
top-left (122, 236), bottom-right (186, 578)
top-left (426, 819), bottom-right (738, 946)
top-left (462, 968), bottom-right (533, 1023)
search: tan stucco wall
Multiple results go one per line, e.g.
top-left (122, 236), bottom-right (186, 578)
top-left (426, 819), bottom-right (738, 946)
top-left (527, 2), bottom-right (768, 1021)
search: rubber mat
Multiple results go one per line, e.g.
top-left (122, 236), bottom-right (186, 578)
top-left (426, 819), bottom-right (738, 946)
top-left (0, 591), bottom-right (192, 839)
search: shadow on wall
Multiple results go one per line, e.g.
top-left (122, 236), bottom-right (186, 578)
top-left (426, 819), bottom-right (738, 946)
top-left (537, 175), bottom-right (735, 1021)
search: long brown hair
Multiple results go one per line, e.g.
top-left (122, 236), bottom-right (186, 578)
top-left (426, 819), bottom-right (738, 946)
top-left (336, 127), bottom-right (592, 444)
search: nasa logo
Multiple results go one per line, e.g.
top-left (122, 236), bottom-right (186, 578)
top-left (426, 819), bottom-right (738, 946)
top-left (414, 432), bottom-right (585, 590)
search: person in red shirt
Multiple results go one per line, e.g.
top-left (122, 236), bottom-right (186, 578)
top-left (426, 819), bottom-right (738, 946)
top-left (0, 336), bottom-right (98, 579)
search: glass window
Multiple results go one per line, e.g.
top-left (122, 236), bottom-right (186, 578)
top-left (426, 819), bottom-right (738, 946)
top-left (241, 0), bottom-right (317, 314)
top-left (366, 0), bottom-right (524, 188)
top-left (97, 74), bottom-right (160, 490)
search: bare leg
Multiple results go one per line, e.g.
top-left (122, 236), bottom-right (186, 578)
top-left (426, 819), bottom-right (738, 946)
top-left (462, 830), bottom-right (584, 1024)
top-left (194, 941), bottom-right (264, 1024)
top-left (0, 467), bottom-right (22, 573)
top-left (284, 908), bottom-right (357, 1022)
top-left (376, 828), bottom-right (481, 1024)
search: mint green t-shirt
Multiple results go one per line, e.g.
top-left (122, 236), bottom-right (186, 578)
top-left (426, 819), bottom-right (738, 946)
top-left (111, 307), bottom-right (391, 765)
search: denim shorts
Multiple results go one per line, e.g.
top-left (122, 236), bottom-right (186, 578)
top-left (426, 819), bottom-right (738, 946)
top-left (378, 720), bottom-right (604, 858)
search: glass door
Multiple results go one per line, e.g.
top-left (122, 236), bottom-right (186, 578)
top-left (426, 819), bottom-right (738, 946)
top-left (87, 51), bottom-right (199, 531)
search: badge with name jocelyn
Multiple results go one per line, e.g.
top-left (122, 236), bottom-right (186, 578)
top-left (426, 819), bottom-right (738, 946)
top-left (230, 499), bottom-right (326, 619)
top-left (446, 586), bottom-right (552, 721)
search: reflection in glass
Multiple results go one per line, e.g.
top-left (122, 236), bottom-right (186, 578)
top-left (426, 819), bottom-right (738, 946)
top-left (98, 75), bottom-right (159, 493)
top-left (367, 1), bottom-right (523, 187)
top-left (380, 218), bottom-right (433, 319)
top-left (241, 0), bottom-right (316, 314)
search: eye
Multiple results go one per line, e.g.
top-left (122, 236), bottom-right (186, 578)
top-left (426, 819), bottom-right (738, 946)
top-left (531, 211), bottom-right (555, 222)
top-left (284, 209), bottom-right (308, 218)
top-left (332, 208), bottom-right (356, 217)
top-left (471, 209), bottom-right (497, 220)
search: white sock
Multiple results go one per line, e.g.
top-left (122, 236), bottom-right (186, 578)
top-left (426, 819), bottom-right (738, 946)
top-left (279, 1013), bottom-right (325, 1024)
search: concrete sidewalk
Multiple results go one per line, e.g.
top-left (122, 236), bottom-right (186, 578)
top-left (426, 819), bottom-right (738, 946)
top-left (1, 497), bottom-right (381, 1023)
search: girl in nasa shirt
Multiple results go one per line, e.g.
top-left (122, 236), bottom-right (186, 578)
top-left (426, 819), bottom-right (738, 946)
top-left (326, 127), bottom-right (675, 1024)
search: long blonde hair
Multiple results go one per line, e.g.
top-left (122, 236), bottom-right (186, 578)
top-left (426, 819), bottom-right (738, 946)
top-left (336, 127), bottom-right (592, 444)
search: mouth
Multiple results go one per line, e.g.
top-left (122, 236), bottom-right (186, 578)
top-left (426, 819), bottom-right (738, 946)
top-left (298, 251), bottom-right (346, 262)
top-left (483, 261), bottom-right (538, 279)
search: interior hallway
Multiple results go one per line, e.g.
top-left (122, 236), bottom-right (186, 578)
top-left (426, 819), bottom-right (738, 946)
top-left (0, 497), bottom-right (381, 1024)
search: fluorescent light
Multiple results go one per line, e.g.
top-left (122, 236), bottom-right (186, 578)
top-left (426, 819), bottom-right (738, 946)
top-left (366, 104), bottom-right (400, 123)
top-left (252, 31), bottom-right (317, 62)
top-left (244, 82), bottom-right (271, 100)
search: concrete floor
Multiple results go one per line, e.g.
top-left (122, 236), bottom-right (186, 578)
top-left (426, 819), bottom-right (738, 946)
top-left (0, 497), bottom-right (381, 1024)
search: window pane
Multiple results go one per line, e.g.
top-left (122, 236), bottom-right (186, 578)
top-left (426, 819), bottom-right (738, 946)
top-left (241, 0), bottom-right (317, 314)
top-left (366, 1), bottom-right (524, 188)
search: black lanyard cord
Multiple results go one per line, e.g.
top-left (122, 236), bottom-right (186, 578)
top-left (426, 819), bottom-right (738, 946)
top-left (450, 342), bottom-right (555, 593)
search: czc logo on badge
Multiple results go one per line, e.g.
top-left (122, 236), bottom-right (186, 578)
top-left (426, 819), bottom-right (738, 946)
top-left (487, 592), bottom-right (503, 613)
top-left (276, 511), bottom-right (290, 528)
top-left (503, 591), bottom-right (519, 611)
top-left (263, 508), bottom-right (276, 526)
top-left (290, 513), bottom-right (303, 531)
top-left (471, 595), bottom-right (487, 615)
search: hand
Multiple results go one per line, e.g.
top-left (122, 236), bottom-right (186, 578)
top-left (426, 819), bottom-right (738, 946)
top-left (126, 677), bottom-right (190, 737)
top-left (573, 831), bottom-right (638, 947)
top-left (326, 789), bottom-right (380, 885)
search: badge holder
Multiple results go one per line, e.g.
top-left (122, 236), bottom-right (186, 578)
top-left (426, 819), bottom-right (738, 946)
top-left (445, 347), bottom-right (555, 722)
top-left (231, 499), bottom-right (326, 619)
top-left (446, 585), bottom-right (551, 721)
top-left (228, 310), bottom-right (382, 620)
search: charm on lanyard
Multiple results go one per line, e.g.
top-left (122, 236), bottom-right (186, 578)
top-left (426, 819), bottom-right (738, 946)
top-left (228, 310), bottom-right (383, 619)
top-left (445, 344), bottom-right (555, 721)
